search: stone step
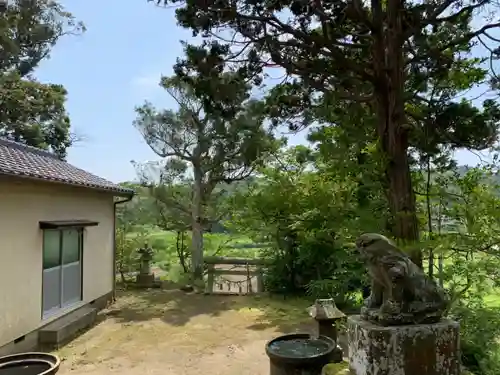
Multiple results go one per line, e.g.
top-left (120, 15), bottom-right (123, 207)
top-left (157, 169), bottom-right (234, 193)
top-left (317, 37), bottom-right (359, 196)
top-left (39, 306), bottom-right (97, 348)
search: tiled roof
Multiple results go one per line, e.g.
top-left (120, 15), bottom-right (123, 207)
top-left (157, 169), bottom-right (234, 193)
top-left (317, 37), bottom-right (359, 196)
top-left (0, 138), bottom-right (134, 196)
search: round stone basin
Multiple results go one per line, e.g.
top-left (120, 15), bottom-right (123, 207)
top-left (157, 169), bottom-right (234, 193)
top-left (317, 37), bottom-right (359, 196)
top-left (0, 353), bottom-right (60, 375)
top-left (266, 333), bottom-right (335, 374)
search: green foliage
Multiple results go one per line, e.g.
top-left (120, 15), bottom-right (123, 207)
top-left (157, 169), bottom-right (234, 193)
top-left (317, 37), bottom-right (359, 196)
top-left (415, 165), bottom-right (500, 374)
top-left (0, 75), bottom-right (72, 157)
top-left (120, 225), bottom-right (263, 284)
top-left (0, 0), bottom-right (83, 75)
top-left (132, 63), bottom-right (278, 280)
top-left (156, 0), bottom-right (500, 253)
top-left (451, 304), bottom-right (500, 375)
top-left (226, 149), bottom-right (500, 372)
top-left (228, 147), bottom-right (374, 304)
top-left (0, 0), bottom-right (83, 157)
top-left (161, 0), bottom-right (500, 156)
top-left (115, 227), bottom-right (148, 283)
top-left (151, 230), bottom-right (192, 275)
top-left (133, 73), bottom-right (278, 185)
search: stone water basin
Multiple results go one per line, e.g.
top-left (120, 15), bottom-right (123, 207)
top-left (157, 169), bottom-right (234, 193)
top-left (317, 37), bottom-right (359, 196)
top-left (266, 333), bottom-right (335, 375)
top-left (0, 353), bottom-right (60, 375)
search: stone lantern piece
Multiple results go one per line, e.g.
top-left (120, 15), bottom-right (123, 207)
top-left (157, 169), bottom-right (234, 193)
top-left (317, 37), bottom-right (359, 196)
top-left (308, 298), bottom-right (345, 363)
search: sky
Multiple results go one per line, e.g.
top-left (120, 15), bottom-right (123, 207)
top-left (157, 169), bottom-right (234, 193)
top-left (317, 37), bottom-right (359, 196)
top-left (35, 0), bottom-right (494, 183)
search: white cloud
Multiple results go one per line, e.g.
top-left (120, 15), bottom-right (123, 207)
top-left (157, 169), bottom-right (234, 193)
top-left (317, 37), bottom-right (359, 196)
top-left (130, 62), bottom-right (177, 102)
top-left (131, 72), bottom-right (161, 89)
top-left (129, 71), bottom-right (166, 102)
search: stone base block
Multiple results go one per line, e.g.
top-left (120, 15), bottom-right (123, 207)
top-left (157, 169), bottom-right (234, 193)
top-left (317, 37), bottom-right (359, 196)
top-left (347, 315), bottom-right (460, 375)
top-left (136, 273), bottom-right (155, 287)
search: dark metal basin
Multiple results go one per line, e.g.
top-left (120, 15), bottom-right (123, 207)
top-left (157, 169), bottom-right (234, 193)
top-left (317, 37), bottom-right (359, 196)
top-left (266, 333), bottom-right (335, 374)
top-left (0, 353), bottom-right (60, 375)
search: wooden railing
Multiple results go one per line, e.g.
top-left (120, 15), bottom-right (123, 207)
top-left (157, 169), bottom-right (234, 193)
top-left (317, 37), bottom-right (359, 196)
top-left (203, 256), bottom-right (269, 295)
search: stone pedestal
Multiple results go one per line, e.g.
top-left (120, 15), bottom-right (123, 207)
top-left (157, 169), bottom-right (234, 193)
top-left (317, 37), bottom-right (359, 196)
top-left (347, 315), bottom-right (460, 375)
top-left (140, 259), bottom-right (152, 275)
top-left (136, 273), bottom-right (155, 288)
top-left (316, 320), bottom-right (343, 362)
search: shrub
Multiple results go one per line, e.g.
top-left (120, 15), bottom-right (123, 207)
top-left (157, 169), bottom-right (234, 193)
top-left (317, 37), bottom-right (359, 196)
top-left (450, 303), bottom-right (500, 375)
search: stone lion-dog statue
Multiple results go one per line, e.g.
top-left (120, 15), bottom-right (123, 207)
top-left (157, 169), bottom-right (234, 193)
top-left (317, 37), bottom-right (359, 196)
top-left (356, 233), bottom-right (449, 326)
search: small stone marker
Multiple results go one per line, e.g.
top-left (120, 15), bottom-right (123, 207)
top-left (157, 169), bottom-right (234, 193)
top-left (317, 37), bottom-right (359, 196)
top-left (136, 243), bottom-right (155, 288)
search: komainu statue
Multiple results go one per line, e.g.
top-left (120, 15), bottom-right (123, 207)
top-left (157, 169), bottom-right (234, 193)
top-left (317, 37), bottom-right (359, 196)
top-left (356, 233), bottom-right (449, 326)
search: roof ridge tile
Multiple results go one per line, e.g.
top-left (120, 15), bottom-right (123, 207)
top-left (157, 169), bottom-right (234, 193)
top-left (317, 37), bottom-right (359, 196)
top-left (0, 138), bottom-right (134, 196)
top-left (0, 137), bottom-right (61, 160)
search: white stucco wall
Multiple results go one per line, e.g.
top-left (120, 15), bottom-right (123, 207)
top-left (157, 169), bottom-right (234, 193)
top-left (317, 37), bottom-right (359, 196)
top-left (0, 176), bottom-right (116, 347)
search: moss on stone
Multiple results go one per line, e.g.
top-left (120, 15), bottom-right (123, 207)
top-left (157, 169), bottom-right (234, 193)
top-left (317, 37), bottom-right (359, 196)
top-left (322, 361), bottom-right (350, 375)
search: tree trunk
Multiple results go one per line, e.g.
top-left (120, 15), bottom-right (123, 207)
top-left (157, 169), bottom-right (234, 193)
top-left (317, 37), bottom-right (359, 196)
top-left (176, 230), bottom-right (189, 273)
top-left (437, 198), bottom-right (444, 286)
top-left (385, 131), bottom-right (421, 267)
top-left (426, 158), bottom-right (434, 278)
top-left (191, 167), bottom-right (204, 281)
top-left (372, 0), bottom-right (422, 267)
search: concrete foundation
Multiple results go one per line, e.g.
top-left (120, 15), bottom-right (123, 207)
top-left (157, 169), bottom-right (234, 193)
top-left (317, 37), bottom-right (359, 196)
top-left (0, 291), bottom-right (112, 357)
top-left (347, 315), bottom-right (460, 375)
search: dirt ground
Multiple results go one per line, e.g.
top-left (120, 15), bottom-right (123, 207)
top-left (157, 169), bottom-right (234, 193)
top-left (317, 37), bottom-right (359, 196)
top-left (55, 289), bottom-right (315, 375)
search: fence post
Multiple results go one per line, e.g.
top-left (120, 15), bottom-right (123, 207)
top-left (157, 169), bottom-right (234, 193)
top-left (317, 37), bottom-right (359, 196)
top-left (246, 263), bottom-right (252, 293)
top-left (206, 263), bottom-right (215, 294)
top-left (256, 267), bottom-right (264, 293)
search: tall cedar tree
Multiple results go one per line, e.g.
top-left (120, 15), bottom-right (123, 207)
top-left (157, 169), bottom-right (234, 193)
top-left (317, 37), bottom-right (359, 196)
top-left (151, 0), bottom-right (500, 266)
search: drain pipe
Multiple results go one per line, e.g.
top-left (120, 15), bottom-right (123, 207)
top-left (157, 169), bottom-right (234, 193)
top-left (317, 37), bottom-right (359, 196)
top-left (112, 194), bottom-right (134, 302)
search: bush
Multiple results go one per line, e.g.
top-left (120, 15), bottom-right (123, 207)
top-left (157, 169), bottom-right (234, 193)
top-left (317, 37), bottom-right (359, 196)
top-left (151, 231), bottom-right (191, 274)
top-left (115, 227), bottom-right (148, 283)
top-left (450, 303), bottom-right (500, 375)
top-left (262, 229), bottom-right (365, 308)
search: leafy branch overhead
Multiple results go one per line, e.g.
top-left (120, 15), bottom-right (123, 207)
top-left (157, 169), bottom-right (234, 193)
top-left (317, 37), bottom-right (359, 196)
top-left (0, 0), bottom-right (84, 158)
top-left (153, 0), bottom-right (500, 96)
top-left (133, 72), bottom-right (278, 197)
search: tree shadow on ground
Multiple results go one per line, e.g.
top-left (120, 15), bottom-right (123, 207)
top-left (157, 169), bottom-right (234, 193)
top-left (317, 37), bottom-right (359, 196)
top-left (104, 288), bottom-right (319, 334)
